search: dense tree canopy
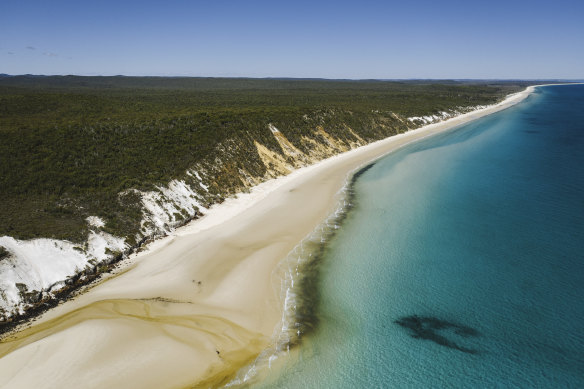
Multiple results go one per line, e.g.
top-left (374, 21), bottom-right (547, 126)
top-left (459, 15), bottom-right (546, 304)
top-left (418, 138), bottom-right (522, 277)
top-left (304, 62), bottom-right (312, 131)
top-left (0, 75), bottom-right (529, 243)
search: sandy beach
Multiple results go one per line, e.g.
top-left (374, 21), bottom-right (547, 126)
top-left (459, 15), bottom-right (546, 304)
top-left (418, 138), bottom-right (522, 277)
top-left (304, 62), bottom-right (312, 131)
top-left (0, 87), bottom-right (534, 389)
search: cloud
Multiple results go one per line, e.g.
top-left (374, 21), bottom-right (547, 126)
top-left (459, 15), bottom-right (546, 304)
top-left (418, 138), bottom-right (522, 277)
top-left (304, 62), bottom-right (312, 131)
top-left (43, 52), bottom-right (58, 57)
top-left (7, 52), bottom-right (14, 55)
top-left (26, 46), bottom-right (36, 50)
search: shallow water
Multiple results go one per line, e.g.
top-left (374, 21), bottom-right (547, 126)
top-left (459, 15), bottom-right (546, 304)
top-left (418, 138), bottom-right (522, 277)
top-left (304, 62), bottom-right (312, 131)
top-left (255, 85), bottom-right (584, 388)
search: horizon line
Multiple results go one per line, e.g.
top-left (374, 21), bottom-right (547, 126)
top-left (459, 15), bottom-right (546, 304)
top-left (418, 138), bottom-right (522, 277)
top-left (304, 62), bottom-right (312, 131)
top-left (1, 73), bottom-right (583, 82)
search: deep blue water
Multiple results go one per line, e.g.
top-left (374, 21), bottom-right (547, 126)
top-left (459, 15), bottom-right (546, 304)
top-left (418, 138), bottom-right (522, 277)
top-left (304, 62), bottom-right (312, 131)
top-left (257, 85), bottom-right (584, 388)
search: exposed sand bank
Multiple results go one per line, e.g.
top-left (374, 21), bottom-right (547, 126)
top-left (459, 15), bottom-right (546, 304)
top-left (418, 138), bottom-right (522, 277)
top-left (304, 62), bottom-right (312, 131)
top-left (0, 87), bottom-right (534, 388)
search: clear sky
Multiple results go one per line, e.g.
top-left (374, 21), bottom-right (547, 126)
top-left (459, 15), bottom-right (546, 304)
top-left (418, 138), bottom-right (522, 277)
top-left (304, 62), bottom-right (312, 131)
top-left (1, 0), bottom-right (583, 79)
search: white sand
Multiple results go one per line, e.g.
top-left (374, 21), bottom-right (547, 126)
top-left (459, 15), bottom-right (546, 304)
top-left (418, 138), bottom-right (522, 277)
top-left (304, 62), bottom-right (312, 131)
top-left (0, 86), bottom-right (535, 389)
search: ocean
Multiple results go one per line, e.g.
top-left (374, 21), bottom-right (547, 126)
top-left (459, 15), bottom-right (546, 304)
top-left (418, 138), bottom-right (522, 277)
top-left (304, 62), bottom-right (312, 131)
top-left (254, 85), bottom-right (584, 388)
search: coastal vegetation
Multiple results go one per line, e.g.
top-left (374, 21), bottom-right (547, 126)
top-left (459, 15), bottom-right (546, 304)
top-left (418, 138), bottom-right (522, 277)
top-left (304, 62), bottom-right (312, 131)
top-left (0, 75), bottom-right (529, 245)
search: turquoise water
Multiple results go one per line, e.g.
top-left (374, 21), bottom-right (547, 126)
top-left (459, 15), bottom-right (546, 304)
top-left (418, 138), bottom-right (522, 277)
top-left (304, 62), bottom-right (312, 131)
top-left (256, 85), bottom-right (584, 388)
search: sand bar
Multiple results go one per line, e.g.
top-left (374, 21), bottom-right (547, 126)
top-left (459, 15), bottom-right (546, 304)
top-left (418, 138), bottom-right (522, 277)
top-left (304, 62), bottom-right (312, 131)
top-left (0, 86), bottom-right (534, 388)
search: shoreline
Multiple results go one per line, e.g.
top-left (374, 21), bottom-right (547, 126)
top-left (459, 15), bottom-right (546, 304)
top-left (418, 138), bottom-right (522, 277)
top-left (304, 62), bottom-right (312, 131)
top-left (0, 86), bottom-right (536, 388)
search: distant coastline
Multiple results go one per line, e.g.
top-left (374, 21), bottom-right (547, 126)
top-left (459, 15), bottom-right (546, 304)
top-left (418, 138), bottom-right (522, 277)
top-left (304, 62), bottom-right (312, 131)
top-left (0, 85), bottom-right (537, 388)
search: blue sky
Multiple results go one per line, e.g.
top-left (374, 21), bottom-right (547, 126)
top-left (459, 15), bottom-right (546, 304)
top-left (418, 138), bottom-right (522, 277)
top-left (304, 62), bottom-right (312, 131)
top-left (1, 0), bottom-right (583, 79)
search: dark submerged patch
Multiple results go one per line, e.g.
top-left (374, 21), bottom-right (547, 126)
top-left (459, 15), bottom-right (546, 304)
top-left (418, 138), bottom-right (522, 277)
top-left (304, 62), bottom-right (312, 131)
top-left (394, 315), bottom-right (481, 354)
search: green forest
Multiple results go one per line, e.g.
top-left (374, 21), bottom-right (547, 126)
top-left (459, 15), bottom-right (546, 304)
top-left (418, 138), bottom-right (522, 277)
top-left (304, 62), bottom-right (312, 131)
top-left (0, 75), bottom-right (531, 245)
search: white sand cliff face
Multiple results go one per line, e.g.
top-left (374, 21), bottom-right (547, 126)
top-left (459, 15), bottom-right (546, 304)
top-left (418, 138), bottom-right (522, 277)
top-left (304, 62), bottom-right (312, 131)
top-left (0, 172), bottom-right (215, 319)
top-left (0, 87), bottom-right (535, 389)
top-left (0, 225), bottom-right (127, 316)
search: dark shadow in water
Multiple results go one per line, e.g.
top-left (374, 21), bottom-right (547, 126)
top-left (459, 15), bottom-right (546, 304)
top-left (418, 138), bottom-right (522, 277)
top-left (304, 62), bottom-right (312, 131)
top-left (394, 315), bottom-right (481, 354)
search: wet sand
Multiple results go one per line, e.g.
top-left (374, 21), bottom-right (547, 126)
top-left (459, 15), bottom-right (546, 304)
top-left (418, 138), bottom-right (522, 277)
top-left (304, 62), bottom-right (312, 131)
top-left (0, 87), bottom-right (533, 389)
